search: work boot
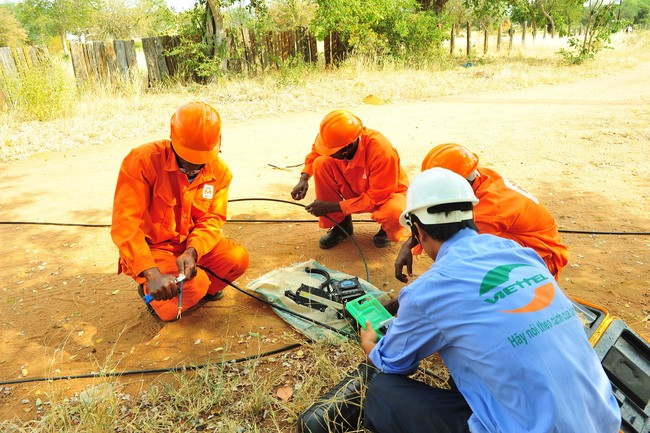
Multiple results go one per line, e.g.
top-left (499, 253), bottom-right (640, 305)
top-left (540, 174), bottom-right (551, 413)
top-left (203, 290), bottom-right (225, 301)
top-left (319, 216), bottom-right (353, 249)
top-left (373, 227), bottom-right (391, 248)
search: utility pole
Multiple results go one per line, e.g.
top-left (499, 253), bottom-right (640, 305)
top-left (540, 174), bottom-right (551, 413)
top-left (617, 0), bottom-right (622, 21)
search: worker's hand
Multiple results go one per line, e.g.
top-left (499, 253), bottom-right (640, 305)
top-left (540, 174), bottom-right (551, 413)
top-left (291, 179), bottom-right (309, 200)
top-left (177, 247), bottom-right (198, 280)
top-left (305, 199), bottom-right (341, 217)
top-left (142, 268), bottom-right (179, 301)
top-left (360, 320), bottom-right (378, 356)
top-left (291, 173), bottom-right (310, 200)
top-left (394, 238), bottom-right (415, 283)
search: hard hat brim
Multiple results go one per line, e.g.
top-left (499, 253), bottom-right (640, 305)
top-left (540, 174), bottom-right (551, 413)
top-left (174, 140), bottom-right (221, 164)
top-left (400, 208), bottom-right (475, 227)
top-left (313, 134), bottom-right (346, 156)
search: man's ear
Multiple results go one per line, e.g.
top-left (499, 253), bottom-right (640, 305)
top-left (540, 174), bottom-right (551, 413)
top-left (414, 222), bottom-right (426, 244)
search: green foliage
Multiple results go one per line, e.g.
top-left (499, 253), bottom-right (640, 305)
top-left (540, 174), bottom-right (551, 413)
top-left (1, 58), bottom-right (77, 120)
top-left (619, 0), bottom-right (650, 27)
top-left (311, 0), bottom-right (445, 58)
top-left (16, 0), bottom-right (99, 44)
top-left (0, 7), bottom-right (28, 46)
top-left (92, 0), bottom-right (176, 39)
top-left (268, 0), bottom-right (317, 29)
top-left (558, 1), bottom-right (622, 63)
top-left (166, 2), bottom-right (226, 82)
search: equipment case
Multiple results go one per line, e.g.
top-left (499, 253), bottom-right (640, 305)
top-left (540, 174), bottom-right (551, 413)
top-left (573, 298), bottom-right (650, 433)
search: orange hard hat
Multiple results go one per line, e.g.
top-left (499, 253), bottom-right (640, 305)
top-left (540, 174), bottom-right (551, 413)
top-left (313, 110), bottom-right (363, 156)
top-left (170, 101), bottom-right (222, 164)
top-left (421, 143), bottom-right (479, 179)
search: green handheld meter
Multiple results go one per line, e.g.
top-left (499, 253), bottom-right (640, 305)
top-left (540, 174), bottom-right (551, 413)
top-left (345, 293), bottom-right (394, 338)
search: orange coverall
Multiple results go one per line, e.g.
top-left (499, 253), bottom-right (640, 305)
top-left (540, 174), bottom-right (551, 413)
top-left (111, 140), bottom-right (249, 321)
top-left (302, 128), bottom-right (409, 242)
top-left (471, 166), bottom-right (568, 277)
top-left (411, 167), bottom-right (567, 278)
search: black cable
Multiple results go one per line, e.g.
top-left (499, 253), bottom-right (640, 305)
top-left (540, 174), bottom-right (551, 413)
top-left (1, 215), bottom-right (648, 236)
top-left (228, 198), bottom-right (371, 282)
top-left (199, 266), bottom-right (357, 341)
top-left (0, 221), bottom-right (110, 227)
top-left (556, 229), bottom-right (650, 235)
top-left (0, 343), bottom-right (302, 386)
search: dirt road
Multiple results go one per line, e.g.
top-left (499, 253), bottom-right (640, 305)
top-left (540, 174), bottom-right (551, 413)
top-left (0, 60), bottom-right (648, 420)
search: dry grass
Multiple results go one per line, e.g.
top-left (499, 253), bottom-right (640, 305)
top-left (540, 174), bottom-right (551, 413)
top-left (0, 339), bottom-right (366, 432)
top-left (1, 31), bottom-right (648, 163)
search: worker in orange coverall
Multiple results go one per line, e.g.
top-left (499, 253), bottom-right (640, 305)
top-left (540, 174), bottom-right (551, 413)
top-left (111, 101), bottom-right (249, 322)
top-left (291, 110), bottom-right (409, 249)
top-left (395, 143), bottom-right (568, 283)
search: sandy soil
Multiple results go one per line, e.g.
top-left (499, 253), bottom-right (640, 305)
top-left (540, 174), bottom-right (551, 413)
top-left (0, 60), bottom-right (648, 421)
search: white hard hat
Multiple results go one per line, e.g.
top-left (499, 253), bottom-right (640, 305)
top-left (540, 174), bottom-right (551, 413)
top-left (400, 167), bottom-right (479, 227)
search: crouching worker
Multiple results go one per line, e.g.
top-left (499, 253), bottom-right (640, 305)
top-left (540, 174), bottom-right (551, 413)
top-left (361, 168), bottom-right (621, 432)
top-left (395, 143), bottom-right (568, 284)
top-left (110, 101), bottom-right (249, 322)
top-left (290, 110), bottom-right (409, 249)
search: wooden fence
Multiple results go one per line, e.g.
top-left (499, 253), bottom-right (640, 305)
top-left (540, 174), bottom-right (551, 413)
top-left (0, 45), bottom-right (50, 106)
top-left (3, 27), bottom-right (347, 91)
top-left (69, 40), bottom-right (138, 88)
top-left (139, 27), bottom-right (321, 86)
top-left (69, 27), bottom-right (330, 87)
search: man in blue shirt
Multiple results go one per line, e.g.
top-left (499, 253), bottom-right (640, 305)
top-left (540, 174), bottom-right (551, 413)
top-left (360, 168), bottom-right (621, 433)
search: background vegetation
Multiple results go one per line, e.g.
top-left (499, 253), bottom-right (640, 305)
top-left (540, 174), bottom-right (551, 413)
top-left (0, 0), bottom-right (647, 124)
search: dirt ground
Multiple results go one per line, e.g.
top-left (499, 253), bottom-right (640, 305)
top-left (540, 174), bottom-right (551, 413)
top-left (0, 60), bottom-right (648, 422)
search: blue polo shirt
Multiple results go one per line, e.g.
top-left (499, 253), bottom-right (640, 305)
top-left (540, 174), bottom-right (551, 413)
top-left (370, 229), bottom-right (620, 433)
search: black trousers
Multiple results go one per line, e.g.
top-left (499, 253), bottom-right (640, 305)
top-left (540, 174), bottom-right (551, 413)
top-left (364, 373), bottom-right (473, 433)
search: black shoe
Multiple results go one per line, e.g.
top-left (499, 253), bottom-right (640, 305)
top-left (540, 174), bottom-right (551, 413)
top-left (319, 216), bottom-right (353, 249)
top-left (203, 290), bottom-right (225, 301)
top-left (137, 284), bottom-right (160, 319)
top-left (373, 228), bottom-right (391, 248)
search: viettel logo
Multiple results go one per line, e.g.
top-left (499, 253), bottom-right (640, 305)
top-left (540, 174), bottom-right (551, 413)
top-left (479, 264), bottom-right (555, 313)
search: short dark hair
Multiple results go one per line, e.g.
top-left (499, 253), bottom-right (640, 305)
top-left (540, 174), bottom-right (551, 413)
top-left (410, 202), bottom-right (478, 243)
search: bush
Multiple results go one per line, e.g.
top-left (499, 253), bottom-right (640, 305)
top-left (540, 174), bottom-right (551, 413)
top-left (311, 0), bottom-right (446, 60)
top-left (1, 57), bottom-right (77, 121)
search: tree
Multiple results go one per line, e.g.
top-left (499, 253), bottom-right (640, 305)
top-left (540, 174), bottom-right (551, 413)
top-left (311, 0), bottom-right (444, 58)
top-left (559, 0), bottom-right (622, 62)
top-left (269, 0), bottom-right (317, 29)
top-left (0, 7), bottom-right (28, 47)
top-left (619, 0), bottom-right (650, 27)
top-left (16, 0), bottom-right (99, 53)
top-left (467, 0), bottom-right (508, 54)
top-left (92, 0), bottom-right (175, 39)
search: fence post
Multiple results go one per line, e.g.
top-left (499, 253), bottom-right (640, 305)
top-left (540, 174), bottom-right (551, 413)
top-left (496, 26), bottom-right (502, 52)
top-left (450, 25), bottom-right (455, 55)
top-left (162, 35), bottom-right (180, 77)
top-left (0, 47), bottom-right (18, 77)
top-left (12, 47), bottom-right (28, 74)
top-left (93, 41), bottom-right (109, 83)
top-left (308, 31), bottom-right (317, 63)
top-left (105, 42), bottom-right (119, 84)
top-left (0, 47), bottom-right (18, 107)
top-left (466, 22), bottom-right (471, 58)
top-left (69, 41), bottom-right (89, 86)
top-left (113, 40), bottom-right (129, 81)
top-left (324, 33), bottom-right (332, 67)
top-left (141, 36), bottom-right (170, 86)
